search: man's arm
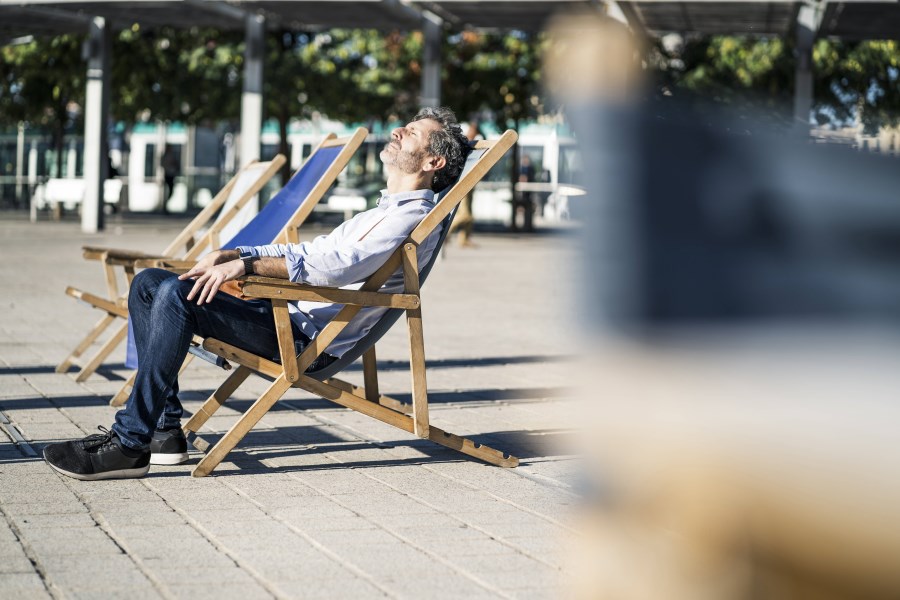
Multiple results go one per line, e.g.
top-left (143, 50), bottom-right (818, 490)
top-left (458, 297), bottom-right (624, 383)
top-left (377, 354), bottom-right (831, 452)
top-left (178, 251), bottom-right (289, 305)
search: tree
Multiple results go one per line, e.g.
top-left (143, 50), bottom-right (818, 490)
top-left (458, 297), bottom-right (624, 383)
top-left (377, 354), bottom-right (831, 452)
top-left (0, 35), bottom-right (86, 176)
top-left (648, 35), bottom-right (900, 133)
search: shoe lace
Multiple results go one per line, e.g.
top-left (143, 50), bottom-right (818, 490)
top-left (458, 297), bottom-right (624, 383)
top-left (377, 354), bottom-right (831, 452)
top-left (81, 426), bottom-right (117, 452)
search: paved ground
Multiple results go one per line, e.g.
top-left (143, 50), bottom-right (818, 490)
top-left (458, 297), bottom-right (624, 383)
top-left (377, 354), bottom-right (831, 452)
top-left (0, 211), bottom-right (580, 599)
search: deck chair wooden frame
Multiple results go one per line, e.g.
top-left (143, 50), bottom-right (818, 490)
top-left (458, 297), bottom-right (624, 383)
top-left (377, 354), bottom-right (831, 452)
top-left (62, 127), bottom-right (368, 385)
top-left (181, 130), bottom-right (519, 477)
top-left (105, 128), bottom-right (370, 406)
top-left (57, 155), bottom-right (286, 382)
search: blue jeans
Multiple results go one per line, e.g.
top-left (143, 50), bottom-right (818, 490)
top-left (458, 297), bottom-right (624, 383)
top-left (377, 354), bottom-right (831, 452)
top-left (112, 268), bottom-right (333, 450)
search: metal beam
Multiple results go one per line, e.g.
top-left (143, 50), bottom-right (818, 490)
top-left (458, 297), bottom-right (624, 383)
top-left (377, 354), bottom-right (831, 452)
top-left (420, 10), bottom-right (442, 109)
top-left (82, 16), bottom-right (111, 233)
top-left (793, 2), bottom-right (822, 134)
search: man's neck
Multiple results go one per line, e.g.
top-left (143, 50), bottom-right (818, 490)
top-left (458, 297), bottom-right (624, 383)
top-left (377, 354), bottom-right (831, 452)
top-left (384, 170), bottom-right (432, 195)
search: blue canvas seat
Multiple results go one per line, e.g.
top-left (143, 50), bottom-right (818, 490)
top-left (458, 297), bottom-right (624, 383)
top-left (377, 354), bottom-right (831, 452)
top-left (181, 130), bottom-right (519, 476)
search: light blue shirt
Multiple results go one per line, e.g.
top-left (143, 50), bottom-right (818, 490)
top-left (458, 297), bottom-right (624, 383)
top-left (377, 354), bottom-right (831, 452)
top-left (237, 188), bottom-right (441, 357)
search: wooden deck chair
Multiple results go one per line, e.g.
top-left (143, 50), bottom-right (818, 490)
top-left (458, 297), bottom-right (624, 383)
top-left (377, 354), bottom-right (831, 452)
top-left (181, 130), bottom-right (519, 477)
top-left (57, 155), bottom-right (286, 382)
top-left (107, 127), bottom-right (370, 406)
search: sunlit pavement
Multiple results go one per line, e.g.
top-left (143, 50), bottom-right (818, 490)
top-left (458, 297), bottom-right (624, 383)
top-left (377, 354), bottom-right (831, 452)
top-left (0, 211), bottom-right (580, 599)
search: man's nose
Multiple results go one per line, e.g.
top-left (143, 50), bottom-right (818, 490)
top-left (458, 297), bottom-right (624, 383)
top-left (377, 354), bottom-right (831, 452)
top-left (392, 127), bottom-right (404, 140)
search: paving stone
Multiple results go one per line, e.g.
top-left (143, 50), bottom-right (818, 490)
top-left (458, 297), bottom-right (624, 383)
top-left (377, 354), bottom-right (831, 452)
top-left (0, 217), bottom-right (578, 599)
top-left (0, 572), bottom-right (50, 597)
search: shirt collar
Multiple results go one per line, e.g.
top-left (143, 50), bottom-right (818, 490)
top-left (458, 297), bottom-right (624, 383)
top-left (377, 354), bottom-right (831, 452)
top-left (377, 188), bottom-right (435, 207)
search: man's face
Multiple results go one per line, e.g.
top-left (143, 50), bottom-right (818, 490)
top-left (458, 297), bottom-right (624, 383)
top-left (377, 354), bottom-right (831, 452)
top-left (380, 118), bottom-right (441, 175)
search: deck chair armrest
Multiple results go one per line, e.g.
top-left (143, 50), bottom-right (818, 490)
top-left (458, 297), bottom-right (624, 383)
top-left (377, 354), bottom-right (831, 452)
top-left (82, 246), bottom-right (165, 264)
top-left (133, 258), bottom-right (196, 271)
top-left (240, 276), bottom-right (420, 309)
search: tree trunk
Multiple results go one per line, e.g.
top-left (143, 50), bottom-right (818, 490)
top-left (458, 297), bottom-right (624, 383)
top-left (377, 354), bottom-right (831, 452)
top-left (278, 107), bottom-right (290, 186)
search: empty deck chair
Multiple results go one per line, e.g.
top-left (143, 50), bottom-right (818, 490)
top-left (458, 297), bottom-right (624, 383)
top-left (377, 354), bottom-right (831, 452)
top-left (107, 128), bottom-right (370, 406)
top-left (57, 155), bottom-right (286, 383)
top-left (181, 130), bottom-right (519, 476)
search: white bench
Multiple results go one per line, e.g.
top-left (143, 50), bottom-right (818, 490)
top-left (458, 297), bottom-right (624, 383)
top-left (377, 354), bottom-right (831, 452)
top-left (32, 178), bottom-right (124, 220)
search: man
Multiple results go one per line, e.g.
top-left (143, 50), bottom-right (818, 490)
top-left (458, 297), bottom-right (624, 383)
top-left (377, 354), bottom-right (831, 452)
top-left (44, 107), bottom-right (470, 481)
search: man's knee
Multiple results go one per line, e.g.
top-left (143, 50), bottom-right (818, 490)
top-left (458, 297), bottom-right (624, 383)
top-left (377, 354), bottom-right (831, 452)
top-left (129, 269), bottom-right (182, 309)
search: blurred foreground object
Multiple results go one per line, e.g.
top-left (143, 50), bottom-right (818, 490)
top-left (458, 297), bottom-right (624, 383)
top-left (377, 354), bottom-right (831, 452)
top-left (547, 12), bottom-right (900, 600)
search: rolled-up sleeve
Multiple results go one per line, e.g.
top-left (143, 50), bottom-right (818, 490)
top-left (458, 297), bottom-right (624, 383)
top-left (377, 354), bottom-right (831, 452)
top-left (233, 201), bottom-right (428, 288)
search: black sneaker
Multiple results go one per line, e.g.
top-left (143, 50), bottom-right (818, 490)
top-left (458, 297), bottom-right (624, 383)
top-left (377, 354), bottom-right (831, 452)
top-left (43, 426), bottom-right (150, 481)
top-left (150, 427), bottom-right (189, 465)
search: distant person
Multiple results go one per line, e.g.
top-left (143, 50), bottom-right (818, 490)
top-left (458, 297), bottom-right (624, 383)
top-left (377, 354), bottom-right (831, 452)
top-left (160, 145), bottom-right (179, 214)
top-left (42, 107), bottom-right (470, 481)
top-left (515, 155), bottom-right (536, 232)
top-left (448, 120), bottom-right (481, 247)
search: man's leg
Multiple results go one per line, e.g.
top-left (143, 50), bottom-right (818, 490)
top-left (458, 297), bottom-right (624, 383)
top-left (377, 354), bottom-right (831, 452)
top-left (113, 268), bottom-right (289, 450)
top-left (44, 268), bottom-right (290, 480)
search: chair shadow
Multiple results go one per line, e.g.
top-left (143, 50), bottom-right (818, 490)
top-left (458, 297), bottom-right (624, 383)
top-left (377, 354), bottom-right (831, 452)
top-left (150, 423), bottom-right (574, 478)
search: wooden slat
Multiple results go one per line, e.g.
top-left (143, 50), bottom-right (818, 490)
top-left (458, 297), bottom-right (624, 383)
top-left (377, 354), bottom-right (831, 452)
top-left (203, 338), bottom-right (283, 379)
top-left (183, 365), bottom-right (252, 434)
top-left (192, 375), bottom-right (294, 477)
top-left (177, 155), bottom-right (286, 260)
top-left (65, 287), bottom-right (129, 318)
top-left (101, 254), bottom-right (119, 306)
top-left (362, 347), bottom-right (380, 403)
top-left (109, 369), bottom-right (136, 407)
top-left (428, 426), bottom-right (519, 468)
top-left (295, 375), bottom-right (413, 432)
top-left (326, 377), bottom-right (411, 414)
top-left (402, 243), bottom-right (429, 439)
top-left (74, 321), bottom-right (128, 382)
top-left (56, 313), bottom-right (117, 374)
top-left (272, 299), bottom-right (299, 383)
top-left (240, 278), bottom-right (419, 309)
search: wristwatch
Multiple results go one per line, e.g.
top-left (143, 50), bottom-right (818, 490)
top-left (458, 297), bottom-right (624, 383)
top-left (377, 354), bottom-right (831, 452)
top-left (239, 250), bottom-right (257, 275)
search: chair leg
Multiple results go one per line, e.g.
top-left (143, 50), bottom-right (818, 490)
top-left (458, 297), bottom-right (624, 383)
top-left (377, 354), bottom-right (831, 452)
top-left (192, 374), bottom-right (292, 477)
top-left (183, 365), bottom-right (251, 435)
top-left (57, 313), bottom-right (117, 374)
top-left (109, 369), bottom-right (136, 407)
top-left (74, 320), bottom-right (129, 382)
top-left (406, 309), bottom-right (430, 439)
top-left (362, 347), bottom-right (380, 403)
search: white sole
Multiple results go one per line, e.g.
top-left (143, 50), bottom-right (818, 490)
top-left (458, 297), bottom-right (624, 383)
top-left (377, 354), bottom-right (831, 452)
top-left (44, 457), bottom-right (150, 481)
top-left (150, 452), bottom-right (189, 465)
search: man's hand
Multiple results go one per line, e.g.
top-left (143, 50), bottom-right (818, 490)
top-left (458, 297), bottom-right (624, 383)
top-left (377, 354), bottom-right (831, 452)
top-left (178, 253), bottom-right (244, 305)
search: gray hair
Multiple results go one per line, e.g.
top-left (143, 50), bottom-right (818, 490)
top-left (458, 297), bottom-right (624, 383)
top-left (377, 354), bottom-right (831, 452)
top-left (413, 107), bottom-right (471, 192)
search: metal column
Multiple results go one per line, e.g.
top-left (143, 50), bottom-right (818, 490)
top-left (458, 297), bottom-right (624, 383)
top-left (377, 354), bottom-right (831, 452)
top-left (81, 16), bottom-right (111, 233)
top-left (420, 12), bottom-right (442, 108)
top-left (793, 4), bottom-right (818, 135)
top-left (240, 14), bottom-right (265, 169)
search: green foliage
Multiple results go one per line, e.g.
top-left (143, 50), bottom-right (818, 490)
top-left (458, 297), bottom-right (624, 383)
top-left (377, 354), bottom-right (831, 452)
top-left (649, 35), bottom-right (900, 132)
top-left (0, 35), bottom-right (86, 131)
top-left (443, 30), bottom-right (548, 127)
top-left (112, 25), bottom-right (242, 123)
top-left (813, 39), bottom-right (900, 132)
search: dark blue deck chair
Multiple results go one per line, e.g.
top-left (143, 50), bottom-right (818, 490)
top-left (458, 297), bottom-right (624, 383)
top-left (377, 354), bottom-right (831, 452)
top-left (107, 128), bottom-right (369, 406)
top-left (181, 130), bottom-right (519, 476)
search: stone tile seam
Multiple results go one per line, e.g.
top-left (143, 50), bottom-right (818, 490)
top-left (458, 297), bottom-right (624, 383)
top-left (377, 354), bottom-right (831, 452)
top-left (272, 443), bottom-right (560, 582)
top-left (217, 478), bottom-right (397, 600)
top-left (0, 502), bottom-right (56, 598)
top-left (139, 479), bottom-right (282, 600)
top-left (269, 398), bottom-right (572, 567)
top-left (31, 417), bottom-right (177, 600)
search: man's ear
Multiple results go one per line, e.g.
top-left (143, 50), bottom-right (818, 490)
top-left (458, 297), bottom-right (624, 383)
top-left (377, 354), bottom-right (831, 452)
top-left (422, 154), bottom-right (447, 173)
